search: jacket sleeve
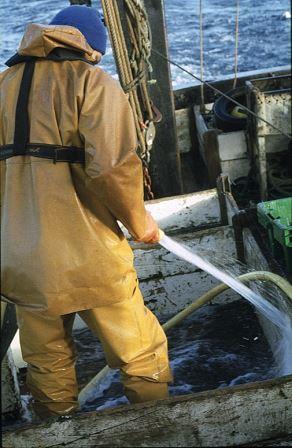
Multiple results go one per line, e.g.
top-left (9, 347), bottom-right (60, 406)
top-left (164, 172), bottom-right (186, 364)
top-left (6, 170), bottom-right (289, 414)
top-left (78, 68), bottom-right (148, 240)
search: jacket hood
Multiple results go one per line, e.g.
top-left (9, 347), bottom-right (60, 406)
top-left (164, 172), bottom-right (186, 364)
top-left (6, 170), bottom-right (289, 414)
top-left (18, 23), bottom-right (101, 63)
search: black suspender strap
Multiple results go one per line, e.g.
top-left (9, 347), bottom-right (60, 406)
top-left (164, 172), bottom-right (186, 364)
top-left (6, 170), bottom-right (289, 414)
top-left (13, 61), bottom-right (36, 153)
top-left (0, 143), bottom-right (85, 163)
top-left (1, 59), bottom-right (85, 164)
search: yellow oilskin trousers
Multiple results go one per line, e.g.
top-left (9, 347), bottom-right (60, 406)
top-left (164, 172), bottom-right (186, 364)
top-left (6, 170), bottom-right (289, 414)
top-left (17, 285), bottom-right (172, 417)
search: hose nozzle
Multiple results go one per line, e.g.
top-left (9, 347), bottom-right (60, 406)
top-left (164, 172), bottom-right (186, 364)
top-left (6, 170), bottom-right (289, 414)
top-left (158, 229), bottom-right (165, 241)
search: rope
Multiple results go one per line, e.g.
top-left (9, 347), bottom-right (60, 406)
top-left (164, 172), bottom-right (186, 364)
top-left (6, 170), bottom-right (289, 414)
top-left (101, 0), bottom-right (143, 149)
top-left (233, 0), bottom-right (240, 89)
top-left (101, 0), bottom-right (155, 199)
top-left (268, 153), bottom-right (292, 198)
top-left (123, 0), bottom-right (154, 121)
top-left (199, 0), bottom-right (205, 112)
top-left (152, 48), bottom-right (292, 140)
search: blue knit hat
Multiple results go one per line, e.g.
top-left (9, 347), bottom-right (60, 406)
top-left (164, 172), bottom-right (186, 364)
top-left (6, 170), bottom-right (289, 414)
top-left (50, 5), bottom-right (107, 54)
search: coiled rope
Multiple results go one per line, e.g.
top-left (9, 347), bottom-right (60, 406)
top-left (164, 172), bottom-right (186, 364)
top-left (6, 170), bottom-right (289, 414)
top-left (268, 153), bottom-right (292, 198)
top-left (101, 0), bottom-right (155, 199)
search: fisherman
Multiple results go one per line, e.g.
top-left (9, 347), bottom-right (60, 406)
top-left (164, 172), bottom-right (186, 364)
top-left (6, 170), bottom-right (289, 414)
top-left (0, 5), bottom-right (172, 418)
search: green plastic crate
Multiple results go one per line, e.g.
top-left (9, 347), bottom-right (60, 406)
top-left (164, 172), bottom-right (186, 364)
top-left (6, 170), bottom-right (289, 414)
top-left (257, 198), bottom-right (292, 248)
top-left (257, 197), bottom-right (292, 278)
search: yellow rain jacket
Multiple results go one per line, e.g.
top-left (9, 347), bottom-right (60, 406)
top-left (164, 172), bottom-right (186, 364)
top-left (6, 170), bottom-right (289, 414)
top-left (0, 24), bottom-right (149, 315)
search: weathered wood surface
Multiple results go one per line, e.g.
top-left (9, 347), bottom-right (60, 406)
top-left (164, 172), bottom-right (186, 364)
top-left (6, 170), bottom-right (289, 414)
top-left (144, 189), bottom-right (220, 232)
top-left (243, 433), bottom-right (292, 447)
top-left (220, 158), bottom-right (250, 180)
top-left (137, 226), bottom-right (236, 313)
top-left (243, 228), bottom-right (270, 272)
top-left (247, 78), bottom-right (291, 200)
top-left (175, 108), bottom-right (192, 154)
top-left (225, 191), bottom-right (240, 225)
top-left (120, 189), bottom-right (222, 241)
top-left (193, 108), bottom-right (221, 186)
top-left (3, 376), bottom-right (292, 448)
top-left (134, 226), bottom-right (235, 281)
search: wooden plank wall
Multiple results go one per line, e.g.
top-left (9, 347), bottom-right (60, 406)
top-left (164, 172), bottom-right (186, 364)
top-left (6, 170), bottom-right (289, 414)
top-left (3, 376), bottom-right (292, 447)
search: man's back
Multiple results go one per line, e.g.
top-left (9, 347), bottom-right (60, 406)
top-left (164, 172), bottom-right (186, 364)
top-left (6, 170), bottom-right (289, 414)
top-left (0, 24), bottom-right (143, 315)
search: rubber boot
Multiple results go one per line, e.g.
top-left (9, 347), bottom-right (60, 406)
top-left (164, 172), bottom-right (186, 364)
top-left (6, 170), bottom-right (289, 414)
top-left (121, 374), bottom-right (169, 404)
top-left (32, 400), bottom-right (77, 420)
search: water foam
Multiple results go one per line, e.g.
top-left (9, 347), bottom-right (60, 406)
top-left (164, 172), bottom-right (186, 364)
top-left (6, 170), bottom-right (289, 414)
top-left (159, 234), bottom-right (292, 376)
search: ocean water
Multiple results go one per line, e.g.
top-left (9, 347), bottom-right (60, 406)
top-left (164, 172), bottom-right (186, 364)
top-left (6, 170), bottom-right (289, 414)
top-left (0, 0), bottom-right (290, 87)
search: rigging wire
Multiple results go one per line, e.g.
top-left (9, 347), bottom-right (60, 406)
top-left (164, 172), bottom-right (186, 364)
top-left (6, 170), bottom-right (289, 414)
top-left (199, 0), bottom-right (205, 112)
top-left (152, 48), bottom-right (292, 140)
top-left (233, 0), bottom-right (240, 89)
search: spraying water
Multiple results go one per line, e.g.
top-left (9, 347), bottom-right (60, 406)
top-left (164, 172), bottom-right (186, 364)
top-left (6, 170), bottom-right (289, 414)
top-left (194, 248), bottom-right (292, 375)
top-left (159, 233), bottom-right (292, 375)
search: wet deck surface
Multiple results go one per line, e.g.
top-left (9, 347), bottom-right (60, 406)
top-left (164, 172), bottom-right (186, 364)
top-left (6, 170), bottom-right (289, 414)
top-left (4, 298), bottom-right (276, 428)
top-left (74, 299), bottom-right (276, 411)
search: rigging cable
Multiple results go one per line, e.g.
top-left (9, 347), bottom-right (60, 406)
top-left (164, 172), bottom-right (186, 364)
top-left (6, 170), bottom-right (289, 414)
top-left (233, 0), bottom-right (240, 89)
top-left (152, 48), bottom-right (292, 140)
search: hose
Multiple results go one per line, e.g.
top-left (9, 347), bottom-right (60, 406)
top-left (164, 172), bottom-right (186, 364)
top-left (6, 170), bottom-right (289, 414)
top-left (163, 271), bottom-right (291, 332)
top-left (78, 270), bottom-right (291, 405)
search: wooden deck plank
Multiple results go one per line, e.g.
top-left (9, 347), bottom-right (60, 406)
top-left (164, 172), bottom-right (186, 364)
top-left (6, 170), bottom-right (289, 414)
top-left (3, 376), bottom-right (292, 448)
top-left (121, 189), bottom-right (221, 240)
